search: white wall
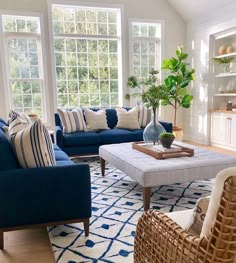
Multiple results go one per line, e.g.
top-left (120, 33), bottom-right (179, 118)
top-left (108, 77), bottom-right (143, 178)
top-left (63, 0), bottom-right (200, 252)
top-left (184, 4), bottom-right (236, 144)
top-left (0, 0), bottom-right (186, 127)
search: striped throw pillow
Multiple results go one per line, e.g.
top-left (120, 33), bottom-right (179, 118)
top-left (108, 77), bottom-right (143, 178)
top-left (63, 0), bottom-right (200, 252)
top-left (8, 111), bottom-right (32, 136)
top-left (58, 108), bottom-right (86, 133)
top-left (10, 119), bottom-right (56, 168)
top-left (139, 104), bottom-right (152, 128)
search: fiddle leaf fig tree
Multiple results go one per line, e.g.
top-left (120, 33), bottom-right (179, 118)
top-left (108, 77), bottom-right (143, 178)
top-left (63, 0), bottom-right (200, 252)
top-left (161, 46), bottom-right (195, 128)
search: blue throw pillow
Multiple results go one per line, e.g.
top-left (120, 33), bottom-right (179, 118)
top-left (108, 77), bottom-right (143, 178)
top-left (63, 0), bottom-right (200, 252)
top-left (0, 129), bottom-right (20, 171)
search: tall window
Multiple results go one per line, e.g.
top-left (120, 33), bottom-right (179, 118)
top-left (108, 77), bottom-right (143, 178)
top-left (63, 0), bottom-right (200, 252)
top-left (130, 20), bottom-right (162, 79)
top-left (1, 15), bottom-right (46, 119)
top-left (52, 4), bottom-right (122, 108)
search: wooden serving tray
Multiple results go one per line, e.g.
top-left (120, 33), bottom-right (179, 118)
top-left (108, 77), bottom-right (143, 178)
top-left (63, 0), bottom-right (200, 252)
top-left (132, 142), bottom-right (194, 159)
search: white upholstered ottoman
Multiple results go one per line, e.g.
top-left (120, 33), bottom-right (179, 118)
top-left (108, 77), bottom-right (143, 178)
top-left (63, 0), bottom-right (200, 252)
top-left (99, 142), bottom-right (236, 210)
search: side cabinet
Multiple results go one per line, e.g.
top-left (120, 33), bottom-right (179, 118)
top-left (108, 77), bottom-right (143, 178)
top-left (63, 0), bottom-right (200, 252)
top-left (211, 112), bottom-right (236, 150)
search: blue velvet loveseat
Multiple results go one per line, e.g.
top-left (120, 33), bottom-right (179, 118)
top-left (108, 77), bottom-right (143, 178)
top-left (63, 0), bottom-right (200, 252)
top-left (0, 118), bottom-right (91, 249)
top-left (55, 108), bottom-right (173, 156)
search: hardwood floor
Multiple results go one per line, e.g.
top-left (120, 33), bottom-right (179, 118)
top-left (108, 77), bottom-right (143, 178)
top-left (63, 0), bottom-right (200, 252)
top-left (0, 142), bottom-right (235, 263)
top-left (0, 228), bottom-right (55, 263)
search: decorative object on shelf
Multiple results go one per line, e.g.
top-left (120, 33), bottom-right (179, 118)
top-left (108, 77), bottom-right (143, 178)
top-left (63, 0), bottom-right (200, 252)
top-left (126, 69), bottom-right (167, 145)
top-left (213, 56), bottom-right (234, 73)
top-left (218, 45), bottom-right (227, 55)
top-left (230, 61), bottom-right (236, 72)
top-left (161, 46), bottom-right (195, 136)
top-left (218, 83), bottom-right (225, 93)
top-left (159, 132), bottom-right (175, 148)
top-left (226, 45), bottom-right (233, 54)
top-left (226, 101), bottom-right (233, 111)
top-left (226, 80), bottom-right (234, 92)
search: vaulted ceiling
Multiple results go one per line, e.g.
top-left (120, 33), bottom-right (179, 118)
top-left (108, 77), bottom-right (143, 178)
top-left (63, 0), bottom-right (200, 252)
top-left (167, 0), bottom-right (236, 22)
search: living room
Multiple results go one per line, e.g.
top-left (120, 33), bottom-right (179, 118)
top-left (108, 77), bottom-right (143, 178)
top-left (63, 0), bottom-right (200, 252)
top-left (0, 0), bottom-right (236, 262)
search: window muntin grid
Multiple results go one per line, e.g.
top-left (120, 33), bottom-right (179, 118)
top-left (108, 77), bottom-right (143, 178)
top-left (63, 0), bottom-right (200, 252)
top-left (52, 5), bottom-right (121, 108)
top-left (131, 22), bottom-right (161, 80)
top-left (2, 15), bottom-right (45, 118)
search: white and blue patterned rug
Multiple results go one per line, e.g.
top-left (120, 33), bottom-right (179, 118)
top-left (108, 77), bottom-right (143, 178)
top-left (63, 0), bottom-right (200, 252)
top-left (48, 157), bottom-right (212, 263)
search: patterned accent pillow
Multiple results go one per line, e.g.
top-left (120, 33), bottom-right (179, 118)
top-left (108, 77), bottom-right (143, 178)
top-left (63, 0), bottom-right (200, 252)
top-left (139, 104), bottom-right (152, 128)
top-left (8, 111), bottom-right (32, 136)
top-left (186, 196), bottom-right (210, 236)
top-left (10, 119), bottom-right (56, 168)
top-left (84, 108), bottom-right (109, 131)
top-left (116, 107), bottom-right (140, 130)
top-left (58, 108), bottom-right (86, 133)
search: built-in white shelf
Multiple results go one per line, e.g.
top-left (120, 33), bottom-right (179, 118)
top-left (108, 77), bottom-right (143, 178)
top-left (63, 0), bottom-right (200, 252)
top-left (214, 93), bottom-right (236, 96)
top-left (215, 72), bottom-right (236, 78)
top-left (214, 52), bottom-right (236, 58)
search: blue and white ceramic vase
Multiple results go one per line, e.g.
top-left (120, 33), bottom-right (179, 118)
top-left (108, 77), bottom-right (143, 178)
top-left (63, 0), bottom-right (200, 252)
top-left (143, 108), bottom-right (165, 145)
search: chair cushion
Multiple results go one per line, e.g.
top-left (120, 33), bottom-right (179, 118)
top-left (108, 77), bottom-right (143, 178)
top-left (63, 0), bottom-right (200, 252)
top-left (63, 131), bottom-right (101, 147)
top-left (58, 108), bottom-right (86, 133)
top-left (116, 107), bottom-right (140, 129)
top-left (200, 167), bottom-right (236, 237)
top-left (98, 129), bottom-right (143, 144)
top-left (167, 209), bottom-right (194, 229)
top-left (84, 108), bottom-right (109, 131)
top-left (0, 129), bottom-right (20, 171)
top-left (10, 119), bottom-right (56, 168)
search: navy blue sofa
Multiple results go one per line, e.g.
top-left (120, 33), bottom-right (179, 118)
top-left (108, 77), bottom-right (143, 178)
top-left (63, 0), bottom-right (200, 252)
top-left (55, 108), bottom-right (173, 156)
top-left (0, 118), bottom-right (91, 249)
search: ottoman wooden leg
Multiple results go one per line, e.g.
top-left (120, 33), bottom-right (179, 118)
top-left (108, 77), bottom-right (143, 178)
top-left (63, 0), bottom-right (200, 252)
top-left (143, 187), bottom-right (151, 211)
top-left (100, 158), bottom-right (105, 176)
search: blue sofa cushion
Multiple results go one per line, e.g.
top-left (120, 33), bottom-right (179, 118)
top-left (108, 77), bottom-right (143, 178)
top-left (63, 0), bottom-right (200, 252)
top-left (105, 108), bottom-right (118, 129)
top-left (63, 131), bottom-right (101, 147)
top-left (98, 128), bottom-right (143, 144)
top-left (0, 129), bottom-right (20, 171)
top-left (53, 144), bottom-right (74, 165)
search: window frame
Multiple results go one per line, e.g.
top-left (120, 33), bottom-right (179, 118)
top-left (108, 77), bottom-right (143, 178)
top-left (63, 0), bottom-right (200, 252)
top-left (0, 10), bottom-right (50, 125)
top-left (47, 0), bottom-right (124, 109)
top-left (128, 18), bottom-right (165, 80)
top-left (128, 18), bottom-right (165, 116)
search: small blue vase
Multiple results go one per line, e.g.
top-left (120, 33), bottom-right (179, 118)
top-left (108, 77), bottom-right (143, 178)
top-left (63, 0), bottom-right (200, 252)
top-left (143, 108), bottom-right (166, 145)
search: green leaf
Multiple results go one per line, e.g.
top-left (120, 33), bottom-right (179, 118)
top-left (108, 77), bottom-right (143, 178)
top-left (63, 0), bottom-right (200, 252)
top-left (181, 94), bottom-right (193, 108)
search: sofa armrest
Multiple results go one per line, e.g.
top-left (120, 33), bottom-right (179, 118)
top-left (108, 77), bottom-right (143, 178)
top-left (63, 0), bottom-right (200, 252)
top-left (55, 125), bottom-right (63, 148)
top-left (0, 164), bottom-right (91, 228)
top-left (159, 121), bottom-right (173, 133)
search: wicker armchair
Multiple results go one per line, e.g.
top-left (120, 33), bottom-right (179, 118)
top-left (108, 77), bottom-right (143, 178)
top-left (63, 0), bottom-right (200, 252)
top-left (134, 173), bottom-right (236, 263)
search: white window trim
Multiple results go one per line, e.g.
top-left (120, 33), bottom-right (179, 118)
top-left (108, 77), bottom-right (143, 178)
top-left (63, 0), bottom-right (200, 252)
top-left (47, 0), bottom-right (125, 110)
top-left (0, 10), bottom-right (51, 125)
top-left (128, 18), bottom-right (165, 117)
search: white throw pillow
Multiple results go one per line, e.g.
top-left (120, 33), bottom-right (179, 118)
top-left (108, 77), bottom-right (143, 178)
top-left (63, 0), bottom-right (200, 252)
top-left (84, 108), bottom-right (109, 131)
top-left (116, 107), bottom-right (140, 130)
top-left (200, 167), bottom-right (236, 237)
top-left (139, 104), bottom-right (152, 128)
top-left (9, 119), bottom-right (56, 168)
top-left (58, 108), bottom-right (86, 133)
